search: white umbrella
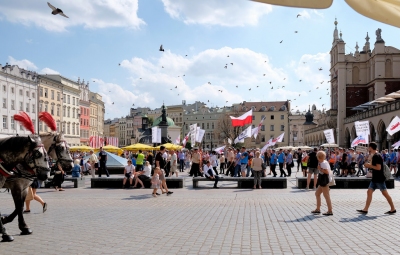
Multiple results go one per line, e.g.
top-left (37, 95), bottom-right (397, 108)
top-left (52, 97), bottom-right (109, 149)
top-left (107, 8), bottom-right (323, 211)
top-left (320, 143), bottom-right (339, 148)
top-left (252, 0), bottom-right (400, 28)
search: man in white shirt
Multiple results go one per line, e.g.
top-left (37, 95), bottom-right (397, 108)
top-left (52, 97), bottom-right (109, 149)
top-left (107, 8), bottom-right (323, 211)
top-left (204, 160), bottom-right (220, 188)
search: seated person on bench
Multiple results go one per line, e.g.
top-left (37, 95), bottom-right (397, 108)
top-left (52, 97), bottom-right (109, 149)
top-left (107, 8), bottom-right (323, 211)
top-left (204, 160), bottom-right (220, 189)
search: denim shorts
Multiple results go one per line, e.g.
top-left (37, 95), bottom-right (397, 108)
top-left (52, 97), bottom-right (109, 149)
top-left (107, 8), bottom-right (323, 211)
top-left (368, 181), bottom-right (387, 191)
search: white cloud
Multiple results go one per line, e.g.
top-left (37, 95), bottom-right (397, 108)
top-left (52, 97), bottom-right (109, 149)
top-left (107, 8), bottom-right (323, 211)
top-left (8, 56), bottom-right (38, 70)
top-left (161, 0), bottom-right (272, 27)
top-left (40, 67), bottom-right (60, 74)
top-left (119, 47), bottom-right (290, 109)
top-left (298, 9), bottom-right (324, 19)
top-left (0, 0), bottom-right (145, 32)
top-left (93, 79), bottom-right (153, 118)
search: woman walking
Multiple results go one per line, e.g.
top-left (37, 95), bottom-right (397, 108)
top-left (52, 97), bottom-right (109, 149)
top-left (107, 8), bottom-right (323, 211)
top-left (24, 178), bottom-right (47, 213)
top-left (311, 151), bottom-right (333, 216)
top-left (52, 162), bottom-right (65, 191)
top-left (251, 151), bottom-right (264, 189)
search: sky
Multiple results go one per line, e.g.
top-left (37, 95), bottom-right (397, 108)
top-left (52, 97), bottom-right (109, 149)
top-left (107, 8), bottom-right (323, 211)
top-left (1, 0), bottom-right (400, 120)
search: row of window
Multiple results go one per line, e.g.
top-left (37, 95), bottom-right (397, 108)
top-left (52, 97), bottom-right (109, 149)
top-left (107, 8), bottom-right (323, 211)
top-left (39, 89), bottom-right (80, 107)
top-left (252, 124), bottom-right (285, 131)
top-left (2, 116), bottom-right (35, 131)
top-left (80, 130), bottom-right (90, 139)
top-left (38, 121), bottom-right (80, 136)
top-left (39, 103), bottom-right (79, 119)
top-left (2, 99), bottom-right (35, 113)
top-left (2, 85), bottom-right (36, 98)
top-left (80, 107), bottom-right (89, 116)
top-left (80, 118), bottom-right (89, 127)
top-left (252, 115), bottom-right (285, 120)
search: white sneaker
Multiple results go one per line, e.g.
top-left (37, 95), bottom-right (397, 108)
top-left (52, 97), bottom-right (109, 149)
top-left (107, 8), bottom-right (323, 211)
top-left (305, 187), bottom-right (309, 191)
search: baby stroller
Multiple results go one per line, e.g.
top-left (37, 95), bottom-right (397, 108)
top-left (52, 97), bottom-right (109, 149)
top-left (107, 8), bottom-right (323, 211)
top-left (81, 161), bottom-right (92, 175)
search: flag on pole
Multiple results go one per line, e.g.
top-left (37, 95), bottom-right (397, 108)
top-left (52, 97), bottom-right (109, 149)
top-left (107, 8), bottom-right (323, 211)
top-left (175, 135), bottom-right (180, 145)
top-left (234, 126), bottom-right (252, 143)
top-left (392, 140), bottom-right (400, 148)
top-left (89, 136), bottom-right (104, 149)
top-left (230, 109), bottom-right (253, 127)
top-left (270, 133), bottom-right (285, 146)
top-left (351, 134), bottom-right (368, 147)
top-left (214, 145), bottom-right (226, 154)
top-left (387, 116), bottom-right (400, 136)
top-left (182, 131), bottom-right (190, 146)
top-left (261, 138), bottom-right (273, 154)
top-left (252, 116), bottom-right (266, 138)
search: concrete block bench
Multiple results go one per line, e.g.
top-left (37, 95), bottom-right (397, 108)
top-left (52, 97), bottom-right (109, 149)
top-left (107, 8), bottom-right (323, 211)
top-left (192, 177), bottom-right (287, 189)
top-left (91, 176), bottom-right (184, 188)
top-left (45, 176), bottom-right (86, 188)
top-left (296, 177), bottom-right (395, 189)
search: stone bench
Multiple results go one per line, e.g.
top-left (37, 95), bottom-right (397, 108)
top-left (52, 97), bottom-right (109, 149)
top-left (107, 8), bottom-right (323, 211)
top-left (45, 176), bottom-right (86, 188)
top-left (192, 177), bottom-right (287, 189)
top-left (91, 177), bottom-right (184, 189)
top-left (296, 177), bottom-right (395, 189)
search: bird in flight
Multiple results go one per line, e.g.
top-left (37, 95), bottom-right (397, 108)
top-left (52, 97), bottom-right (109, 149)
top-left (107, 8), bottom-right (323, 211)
top-left (294, 31), bottom-right (298, 33)
top-left (303, 62), bottom-right (306, 64)
top-left (280, 40), bottom-right (283, 43)
top-left (269, 81), bottom-right (272, 84)
top-left (175, 86), bottom-right (177, 88)
top-left (316, 87), bottom-right (319, 89)
top-left (47, 2), bottom-right (69, 18)
top-left (118, 63), bottom-right (120, 66)
top-left (236, 86), bottom-right (238, 88)
top-left (318, 67), bottom-right (323, 71)
top-left (230, 63), bottom-right (233, 65)
top-left (227, 55), bottom-right (230, 57)
top-left (271, 87), bottom-right (273, 89)
top-left (249, 88), bottom-right (251, 91)
top-left (283, 78), bottom-right (286, 80)
top-left (263, 74), bottom-right (266, 76)
top-left (224, 66), bottom-right (227, 69)
top-left (208, 82), bottom-right (211, 84)
top-left (320, 81), bottom-right (324, 84)
top-left (297, 14), bottom-right (301, 18)
top-left (112, 102), bottom-right (114, 105)
top-left (299, 80), bottom-right (302, 82)
top-left (162, 66), bottom-right (164, 68)
top-left (159, 45), bottom-right (164, 52)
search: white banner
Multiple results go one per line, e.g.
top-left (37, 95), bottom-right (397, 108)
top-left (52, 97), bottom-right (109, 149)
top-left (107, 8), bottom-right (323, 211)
top-left (387, 116), bottom-right (400, 136)
top-left (323, 129), bottom-right (335, 144)
top-left (234, 126), bottom-right (252, 143)
top-left (251, 127), bottom-right (259, 139)
top-left (355, 121), bottom-right (370, 136)
top-left (189, 124), bottom-right (197, 145)
top-left (152, 127), bottom-right (161, 143)
top-left (227, 138), bottom-right (232, 144)
top-left (196, 129), bottom-right (205, 143)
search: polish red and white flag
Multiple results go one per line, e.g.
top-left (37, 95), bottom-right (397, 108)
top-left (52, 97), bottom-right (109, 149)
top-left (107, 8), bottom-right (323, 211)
top-left (182, 132), bottom-right (190, 146)
top-left (387, 116), bottom-right (400, 136)
top-left (270, 133), bottom-right (285, 146)
top-left (230, 109), bottom-right (253, 127)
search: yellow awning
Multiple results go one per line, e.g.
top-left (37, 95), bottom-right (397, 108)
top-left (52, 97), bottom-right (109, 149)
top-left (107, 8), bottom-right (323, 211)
top-left (122, 143), bottom-right (155, 151)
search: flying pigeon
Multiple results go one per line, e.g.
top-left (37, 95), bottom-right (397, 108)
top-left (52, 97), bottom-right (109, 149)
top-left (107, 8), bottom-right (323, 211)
top-left (112, 102), bottom-right (114, 105)
top-left (297, 14), bottom-right (301, 18)
top-left (318, 67), bottom-right (323, 71)
top-left (159, 45), bottom-right (164, 52)
top-left (224, 66), bottom-right (227, 69)
top-left (299, 80), bottom-right (302, 82)
top-left (208, 82), bottom-right (211, 84)
top-left (295, 31), bottom-right (298, 33)
top-left (263, 74), bottom-right (266, 76)
top-left (175, 86), bottom-right (177, 88)
top-left (227, 55), bottom-right (230, 57)
top-left (118, 63), bottom-right (120, 66)
top-left (280, 40), bottom-right (283, 43)
top-left (47, 2), bottom-right (69, 18)
top-left (230, 63), bottom-right (233, 65)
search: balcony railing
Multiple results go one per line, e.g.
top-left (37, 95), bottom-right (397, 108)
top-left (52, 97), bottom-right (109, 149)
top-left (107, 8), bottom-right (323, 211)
top-left (344, 100), bottom-right (400, 124)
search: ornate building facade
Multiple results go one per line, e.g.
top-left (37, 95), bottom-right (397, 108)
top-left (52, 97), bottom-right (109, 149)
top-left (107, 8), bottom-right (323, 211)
top-left (305, 20), bottom-right (400, 149)
top-left (0, 64), bottom-right (38, 138)
top-left (79, 78), bottom-right (90, 145)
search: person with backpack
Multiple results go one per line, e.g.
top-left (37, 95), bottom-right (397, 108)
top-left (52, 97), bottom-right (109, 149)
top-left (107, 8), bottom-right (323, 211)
top-left (357, 142), bottom-right (396, 215)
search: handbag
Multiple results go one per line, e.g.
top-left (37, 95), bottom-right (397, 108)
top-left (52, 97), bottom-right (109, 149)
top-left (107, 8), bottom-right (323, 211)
top-left (328, 171), bottom-right (336, 186)
top-left (318, 173), bottom-right (329, 187)
top-left (25, 187), bottom-right (34, 202)
top-left (290, 161), bottom-right (294, 168)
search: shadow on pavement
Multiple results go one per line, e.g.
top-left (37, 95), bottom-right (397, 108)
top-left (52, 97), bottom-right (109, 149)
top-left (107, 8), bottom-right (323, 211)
top-left (339, 214), bottom-right (388, 223)
top-left (284, 215), bottom-right (319, 223)
top-left (122, 194), bottom-right (154, 200)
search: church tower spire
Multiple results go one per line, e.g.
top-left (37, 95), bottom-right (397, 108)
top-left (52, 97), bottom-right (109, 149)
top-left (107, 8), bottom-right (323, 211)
top-left (333, 18), bottom-right (339, 45)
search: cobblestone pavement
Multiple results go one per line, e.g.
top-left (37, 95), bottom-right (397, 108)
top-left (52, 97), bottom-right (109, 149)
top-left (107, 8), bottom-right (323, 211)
top-left (1, 171), bottom-right (400, 255)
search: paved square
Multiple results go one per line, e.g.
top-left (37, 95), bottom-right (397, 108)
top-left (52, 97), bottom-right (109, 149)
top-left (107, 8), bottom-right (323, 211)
top-left (1, 173), bottom-right (399, 255)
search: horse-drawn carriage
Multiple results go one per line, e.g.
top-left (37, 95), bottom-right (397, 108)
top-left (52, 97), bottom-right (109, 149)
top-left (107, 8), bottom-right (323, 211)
top-left (0, 112), bottom-right (73, 242)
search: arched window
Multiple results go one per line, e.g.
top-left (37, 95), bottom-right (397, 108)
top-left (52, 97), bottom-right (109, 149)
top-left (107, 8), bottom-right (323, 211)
top-left (352, 66), bottom-right (359, 84)
top-left (385, 59), bottom-right (393, 77)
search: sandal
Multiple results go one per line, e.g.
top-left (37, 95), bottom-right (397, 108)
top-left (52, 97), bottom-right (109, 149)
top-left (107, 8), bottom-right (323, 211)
top-left (384, 210), bottom-right (396, 214)
top-left (323, 212), bottom-right (333, 216)
top-left (311, 210), bottom-right (321, 214)
top-left (356, 209), bottom-right (368, 214)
